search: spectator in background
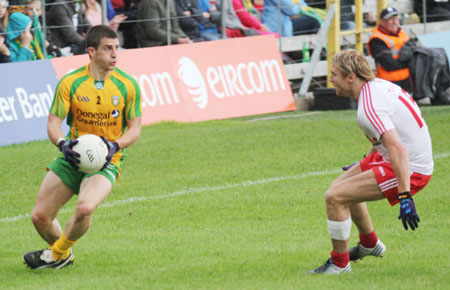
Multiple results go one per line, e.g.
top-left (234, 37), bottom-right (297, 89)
top-left (369, 6), bottom-right (450, 105)
top-left (23, 0), bottom-right (41, 17)
top-left (136, 0), bottom-right (191, 47)
top-left (175, 0), bottom-right (221, 41)
top-left (241, 0), bottom-right (262, 21)
top-left (291, 0), bottom-right (321, 35)
top-left (0, 25), bottom-right (11, 62)
top-left (0, 0), bottom-right (8, 30)
top-left (307, 0), bottom-right (366, 31)
top-left (198, 0), bottom-right (221, 29)
top-left (262, 0), bottom-right (297, 36)
top-left (6, 12), bottom-right (39, 62)
top-left (23, 0), bottom-right (62, 58)
top-left (83, 0), bottom-right (127, 32)
top-left (214, 0), bottom-right (261, 37)
top-left (367, 7), bottom-right (412, 92)
top-left (262, 0), bottom-right (320, 37)
top-left (111, 0), bottom-right (139, 48)
top-left (47, 0), bottom-right (91, 55)
top-left (232, 0), bottom-right (278, 37)
top-left (414, 0), bottom-right (450, 22)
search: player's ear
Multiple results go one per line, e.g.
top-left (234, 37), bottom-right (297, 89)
top-left (347, 72), bottom-right (357, 83)
top-left (87, 46), bottom-right (95, 57)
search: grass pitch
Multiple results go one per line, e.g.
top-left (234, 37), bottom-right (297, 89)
top-left (1, 106), bottom-right (449, 289)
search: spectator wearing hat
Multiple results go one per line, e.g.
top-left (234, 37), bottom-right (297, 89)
top-left (368, 6), bottom-right (450, 105)
top-left (367, 6), bottom-right (412, 92)
top-left (5, 12), bottom-right (39, 62)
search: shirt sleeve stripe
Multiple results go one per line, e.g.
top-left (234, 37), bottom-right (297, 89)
top-left (362, 83), bottom-right (385, 135)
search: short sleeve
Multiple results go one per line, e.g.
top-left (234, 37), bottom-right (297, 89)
top-left (49, 78), bottom-right (71, 119)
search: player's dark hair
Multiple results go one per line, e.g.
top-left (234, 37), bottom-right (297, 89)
top-left (86, 25), bottom-right (118, 49)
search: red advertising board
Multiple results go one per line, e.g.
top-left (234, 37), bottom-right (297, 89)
top-left (51, 35), bottom-right (295, 125)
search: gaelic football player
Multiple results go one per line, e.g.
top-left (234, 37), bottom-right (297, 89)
top-left (23, 25), bottom-right (142, 269)
top-left (308, 49), bottom-right (433, 274)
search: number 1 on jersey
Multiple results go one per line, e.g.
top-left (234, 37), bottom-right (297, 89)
top-left (398, 90), bottom-right (423, 128)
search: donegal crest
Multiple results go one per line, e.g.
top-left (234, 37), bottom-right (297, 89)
top-left (112, 96), bottom-right (120, 106)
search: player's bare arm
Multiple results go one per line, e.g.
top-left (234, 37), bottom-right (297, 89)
top-left (47, 113), bottom-right (65, 145)
top-left (115, 116), bottom-right (142, 149)
top-left (380, 129), bottom-right (411, 193)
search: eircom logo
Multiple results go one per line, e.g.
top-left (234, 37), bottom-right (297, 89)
top-left (176, 56), bottom-right (287, 110)
top-left (177, 57), bottom-right (208, 109)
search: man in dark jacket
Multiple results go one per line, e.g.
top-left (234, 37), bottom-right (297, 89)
top-left (46, 0), bottom-right (91, 55)
top-left (136, 0), bottom-right (191, 47)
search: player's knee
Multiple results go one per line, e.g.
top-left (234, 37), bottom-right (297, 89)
top-left (31, 210), bottom-right (50, 227)
top-left (325, 188), bottom-right (344, 206)
top-left (74, 202), bottom-right (96, 220)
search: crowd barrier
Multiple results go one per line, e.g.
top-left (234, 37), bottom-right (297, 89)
top-left (0, 35), bottom-right (295, 146)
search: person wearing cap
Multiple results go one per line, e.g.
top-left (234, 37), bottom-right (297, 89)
top-left (367, 7), bottom-right (412, 92)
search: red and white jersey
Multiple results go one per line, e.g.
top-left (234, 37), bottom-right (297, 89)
top-left (357, 78), bottom-right (433, 175)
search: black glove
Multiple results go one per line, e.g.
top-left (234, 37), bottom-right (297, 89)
top-left (342, 161), bottom-right (358, 171)
top-left (398, 192), bottom-right (420, 231)
top-left (100, 136), bottom-right (120, 170)
top-left (58, 139), bottom-right (80, 170)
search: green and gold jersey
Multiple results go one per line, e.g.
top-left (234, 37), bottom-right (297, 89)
top-left (50, 65), bottom-right (142, 166)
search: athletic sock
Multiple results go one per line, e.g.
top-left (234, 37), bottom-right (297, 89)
top-left (51, 233), bottom-right (77, 260)
top-left (330, 250), bottom-right (349, 268)
top-left (359, 231), bottom-right (378, 248)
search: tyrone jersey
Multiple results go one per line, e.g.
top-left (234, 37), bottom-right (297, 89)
top-left (49, 65), bottom-right (142, 166)
top-left (357, 78), bottom-right (433, 175)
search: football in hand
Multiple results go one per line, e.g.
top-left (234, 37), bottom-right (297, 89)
top-left (72, 134), bottom-right (109, 173)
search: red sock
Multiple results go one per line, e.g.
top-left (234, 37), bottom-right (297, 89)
top-left (330, 251), bottom-right (349, 268)
top-left (359, 231), bottom-right (378, 248)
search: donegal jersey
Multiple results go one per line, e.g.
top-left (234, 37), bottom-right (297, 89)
top-left (357, 78), bottom-right (433, 175)
top-left (50, 65), bottom-right (142, 166)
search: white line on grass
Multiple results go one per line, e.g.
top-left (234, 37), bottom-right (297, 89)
top-left (2, 152), bottom-right (449, 223)
top-left (246, 112), bottom-right (322, 122)
top-left (0, 169), bottom-right (340, 223)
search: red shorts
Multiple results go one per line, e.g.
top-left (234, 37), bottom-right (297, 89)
top-left (360, 151), bottom-right (432, 205)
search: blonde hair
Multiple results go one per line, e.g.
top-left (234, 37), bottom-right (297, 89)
top-left (332, 49), bottom-right (375, 81)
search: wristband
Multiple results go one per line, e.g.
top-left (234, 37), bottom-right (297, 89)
top-left (56, 138), bottom-right (66, 150)
top-left (398, 191), bottom-right (411, 200)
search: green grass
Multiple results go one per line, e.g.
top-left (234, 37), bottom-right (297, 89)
top-left (1, 106), bottom-right (449, 289)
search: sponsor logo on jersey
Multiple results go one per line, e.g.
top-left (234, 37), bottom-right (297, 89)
top-left (77, 96), bottom-right (90, 102)
top-left (94, 81), bottom-right (104, 90)
top-left (76, 108), bottom-right (117, 127)
top-left (112, 96), bottom-right (120, 106)
top-left (111, 109), bottom-right (120, 118)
